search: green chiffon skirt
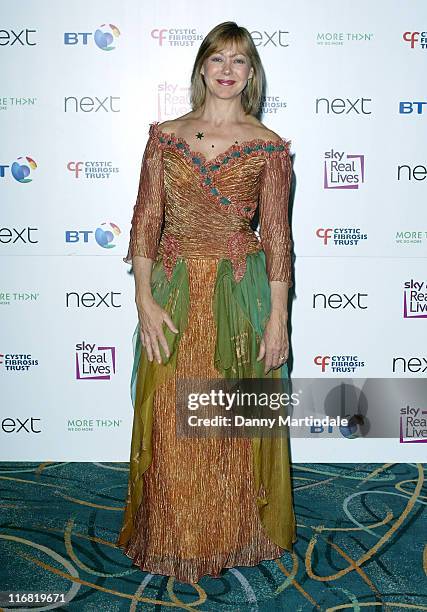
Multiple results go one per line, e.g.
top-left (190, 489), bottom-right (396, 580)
top-left (117, 250), bottom-right (297, 552)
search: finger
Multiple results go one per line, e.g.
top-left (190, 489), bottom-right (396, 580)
top-left (257, 338), bottom-right (266, 361)
top-left (150, 334), bottom-right (162, 364)
top-left (273, 353), bottom-right (285, 369)
top-left (264, 350), bottom-right (273, 374)
top-left (145, 334), bottom-right (154, 362)
top-left (266, 348), bottom-right (281, 373)
top-left (274, 349), bottom-right (288, 369)
top-left (139, 327), bottom-right (145, 346)
top-left (163, 312), bottom-right (179, 334)
top-left (157, 329), bottom-right (170, 360)
top-left (271, 351), bottom-right (284, 368)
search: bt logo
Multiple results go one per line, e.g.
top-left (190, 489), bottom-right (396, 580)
top-left (311, 414), bottom-right (364, 439)
top-left (399, 101), bottom-right (427, 114)
top-left (0, 156), bottom-right (37, 182)
top-left (64, 24), bottom-right (120, 50)
top-left (65, 222), bottom-right (121, 249)
top-left (95, 223), bottom-right (121, 248)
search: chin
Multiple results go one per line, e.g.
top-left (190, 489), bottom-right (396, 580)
top-left (213, 85), bottom-right (243, 97)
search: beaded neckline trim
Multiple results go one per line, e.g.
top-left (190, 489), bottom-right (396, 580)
top-left (149, 121), bottom-right (291, 169)
top-left (148, 120), bottom-right (290, 216)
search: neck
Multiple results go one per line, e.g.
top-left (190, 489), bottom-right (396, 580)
top-left (192, 91), bottom-right (247, 127)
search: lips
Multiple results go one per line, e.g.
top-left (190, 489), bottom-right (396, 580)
top-left (217, 79), bottom-right (236, 86)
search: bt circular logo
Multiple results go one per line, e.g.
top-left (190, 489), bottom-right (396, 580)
top-left (11, 156), bottom-right (37, 183)
top-left (94, 24), bottom-right (121, 51)
top-left (339, 414), bottom-right (364, 439)
top-left (95, 222), bottom-right (121, 249)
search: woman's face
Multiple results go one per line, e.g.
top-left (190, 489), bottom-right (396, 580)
top-left (200, 45), bottom-right (254, 101)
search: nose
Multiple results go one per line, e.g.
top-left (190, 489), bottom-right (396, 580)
top-left (222, 59), bottom-right (231, 75)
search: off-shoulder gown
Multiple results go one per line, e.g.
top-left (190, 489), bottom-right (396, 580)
top-left (116, 120), bottom-right (297, 583)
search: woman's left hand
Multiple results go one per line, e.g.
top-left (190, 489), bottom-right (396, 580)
top-left (256, 311), bottom-right (289, 374)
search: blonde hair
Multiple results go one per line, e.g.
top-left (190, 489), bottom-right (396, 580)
top-left (190, 21), bottom-right (265, 116)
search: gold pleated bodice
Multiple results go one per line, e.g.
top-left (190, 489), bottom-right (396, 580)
top-left (124, 121), bottom-right (293, 286)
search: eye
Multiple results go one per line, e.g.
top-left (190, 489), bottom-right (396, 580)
top-left (211, 56), bottom-right (222, 62)
top-left (235, 58), bottom-right (245, 63)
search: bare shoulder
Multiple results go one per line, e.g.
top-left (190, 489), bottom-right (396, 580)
top-left (157, 112), bottom-right (194, 134)
top-left (156, 119), bottom-right (179, 133)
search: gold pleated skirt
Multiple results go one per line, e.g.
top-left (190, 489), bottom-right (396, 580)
top-left (122, 257), bottom-right (285, 583)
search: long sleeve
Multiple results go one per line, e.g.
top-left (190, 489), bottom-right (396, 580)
top-left (258, 148), bottom-right (293, 286)
top-left (123, 126), bottom-right (165, 264)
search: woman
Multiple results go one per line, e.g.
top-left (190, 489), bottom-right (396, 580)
top-left (116, 21), bottom-right (297, 583)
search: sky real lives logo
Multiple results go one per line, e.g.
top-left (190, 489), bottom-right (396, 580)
top-left (400, 406), bottom-right (427, 444)
top-left (324, 149), bottom-right (365, 189)
top-left (75, 341), bottom-right (116, 380)
top-left (403, 279), bottom-right (427, 319)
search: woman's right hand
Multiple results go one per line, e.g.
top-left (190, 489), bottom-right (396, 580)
top-left (136, 293), bottom-right (179, 364)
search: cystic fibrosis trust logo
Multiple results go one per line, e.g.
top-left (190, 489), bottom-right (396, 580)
top-left (0, 352), bottom-right (39, 371)
top-left (75, 341), bottom-right (116, 380)
top-left (67, 160), bottom-right (119, 179)
top-left (402, 31), bottom-right (427, 50)
top-left (403, 279), bottom-right (427, 318)
top-left (400, 406), bottom-right (427, 443)
top-left (316, 227), bottom-right (368, 246)
top-left (151, 27), bottom-right (203, 47)
top-left (324, 149), bottom-right (365, 189)
top-left (314, 355), bottom-right (365, 373)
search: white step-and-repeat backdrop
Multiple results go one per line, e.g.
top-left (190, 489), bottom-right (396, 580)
top-left (1, 1), bottom-right (426, 461)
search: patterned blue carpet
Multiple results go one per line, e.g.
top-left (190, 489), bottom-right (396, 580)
top-left (0, 462), bottom-right (426, 611)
